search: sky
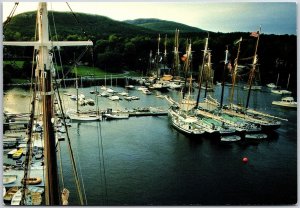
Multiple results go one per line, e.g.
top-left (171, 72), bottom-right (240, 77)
top-left (1, 1), bottom-right (297, 35)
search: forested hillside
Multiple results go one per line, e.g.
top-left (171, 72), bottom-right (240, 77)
top-left (3, 11), bottom-right (296, 90)
top-left (124, 18), bottom-right (205, 33)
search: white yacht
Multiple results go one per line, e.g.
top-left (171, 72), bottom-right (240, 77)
top-left (272, 97), bottom-right (297, 108)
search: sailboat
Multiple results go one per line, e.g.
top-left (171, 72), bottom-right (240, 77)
top-left (168, 41), bottom-right (206, 136)
top-left (149, 34), bottom-right (169, 91)
top-left (267, 73), bottom-right (279, 88)
top-left (3, 2), bottom-right (94, 205)
top-left (67, 66), bottom-right (101, 121)
top-left (271, 73), bottom-right (292, 95)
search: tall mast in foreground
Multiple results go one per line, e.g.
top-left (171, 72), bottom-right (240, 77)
top-left (4, 2), bottom-right (93, 205)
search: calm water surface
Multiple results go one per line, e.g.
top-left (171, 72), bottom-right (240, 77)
top-left (3, 84), bottom-right (297, 205)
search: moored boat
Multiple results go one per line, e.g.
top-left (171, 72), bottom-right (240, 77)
top-left (267, 83), bottom-right (276, 88)
top-left (245, 133), bottom-right (267, 140)
top-left (220, 135), bottom-right (241, 142)
top-left (272, 97), bottom-right (297, 108)
top-left (169, 108), bottom-right (206, 136)
top-left (271, 89), bottom-right (292, 95)
top-left (3, 186), bottom-right (18, 202)
top-left (12, 148), bottom-right (23, 159)
top-left (21, 177), bottom-right (42, 185)
top-left (3, 175), bottom-right (18, 185)
top-left (11, 188), bottom-right (22, 205)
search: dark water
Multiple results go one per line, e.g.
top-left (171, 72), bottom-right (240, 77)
top-left (3, 84), bottom-right (297, 205)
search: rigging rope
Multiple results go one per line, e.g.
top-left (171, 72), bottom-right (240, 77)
top-left (65, 2), bottom-right (88, 38)
top-left (3, 2), bottom-right (19, 31)
top-left (49, 4), bottom-right (67, 89)
top-left (21, 12), bottom-right (39, 204)
top-left (74, 142), bottom-right (88, 205)
top-left (96, 119), bottom-right (108, 205)
top-left (57, 134), bottom-right (65, 189)
top-left (53, 78), bottom-right (85, 205)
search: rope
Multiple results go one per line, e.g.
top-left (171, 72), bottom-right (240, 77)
top-left (65, 2), bottom-right (88, 38)
top-left (57, 138), bottom-right (65, 189)
top-left (53, 78), bottom-right (85, 205)
top-left (74, 143), bottom-right (88, 205)
top-left (50, 5), bottom-right (67, 89)
top-left (96, 121), bottom-right (108, 205)
top-left (3, 2), bottom-right (19, 31)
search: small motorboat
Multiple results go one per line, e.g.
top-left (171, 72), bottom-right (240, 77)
top-left (3, 186), bottom-right (18, 201)
top-left (266, 83), bottom-right (276, 88)
top-left (272, 97), bottom-right (297, 108)
top-left (21, 177), bottom-right (42, 185)
top-left (35, 152), bottom-right (43, 160)
top-left (28, 186), bottom-right (44, 194)
top-left (245, 133), bottom-right (268, 140)
top-left (3, 175), bottom-right (18, 185)
top-left (11, 188), bottom-right (23, 205)
top-left (105, 113), bottom-right (130, 120)
top-left (12, 148), bottom-right (23, 159)
top-left (220, 135), bottom-right (241, 142)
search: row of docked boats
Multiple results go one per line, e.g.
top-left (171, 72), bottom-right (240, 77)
top-left (4, 186), bottom-right (44, 205)
top-left (164, 31), bottom-right (288, 143)
top-left (167, 96), bottom-right (277, 142)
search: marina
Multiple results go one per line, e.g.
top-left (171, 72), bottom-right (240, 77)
top-left (3, 82), bottom-right (297, 205)
top-left (2, 2), bottom-right (297, 206)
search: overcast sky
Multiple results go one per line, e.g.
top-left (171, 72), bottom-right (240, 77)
top-left (2, 1), bottom-right (297, 35)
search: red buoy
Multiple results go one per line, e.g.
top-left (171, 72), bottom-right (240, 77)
top-left (242, 157), bottom-right (248, 163)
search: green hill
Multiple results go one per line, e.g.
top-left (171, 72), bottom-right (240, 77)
top-left (124, 18), bottom-right (206, 33)
top-left (4, 11), bottom-right (156, 41)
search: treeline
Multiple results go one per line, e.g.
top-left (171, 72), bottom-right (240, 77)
top-left (3, 11), bottom-right (297, 90)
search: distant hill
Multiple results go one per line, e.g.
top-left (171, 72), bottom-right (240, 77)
top-left (124, 18), bottom-right (206, 33)
top-left (3, 11), bottom-right (156, 41)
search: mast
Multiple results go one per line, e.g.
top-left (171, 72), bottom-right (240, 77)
top-left (286, 73), bottom-right (290, 89)
top-left (276, 73), bottom-right (280, 87)
top-left (182, 40), bottom-right (192, 99)
top-left (245, 28), bottom-right (260, 109)
top-left (230, 37), bottom-right (242, 104)
top-left (173, 29), bottom-right (180, 76)
top-left (4, 2), bottom-right (93, 205)
top-left (163, 34), bottom-right (167, 72)
top-left (37, 3), bottom-right (60, 204)
top-left (195, 37), bottom-right (208, 108)
top-left (220, 46), bottom-right (229, 108)
top-left (147, 50), bottom-right (152, 76)
top-left (156, 34), bottom-right (161, 79)
top-left (76, 65), bottom-right (79, 113)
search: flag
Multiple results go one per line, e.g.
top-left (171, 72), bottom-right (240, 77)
top-left (234, 37), bottom-right (242, 45)
top-left (227, 62), bottom-right (232, 72)
top-left (181, 54), bottom-right (187, 62)
top-left (250, 31), bottom-right (259, 38)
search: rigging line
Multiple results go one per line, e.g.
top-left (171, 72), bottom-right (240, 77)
top-left (53, 78), bottom-right (85, 205)
top-left (66, 2), bottom-right (88, 38)
top-left (21, 82), bottom-right (37, 205)
top-left (97, 121), bottom-right (109, 205)
top-left (58, 46), bottom-right (90, 80)
top-left (96, 120), bottom-right (105, 205)
top-left (22, 29), bottom-right (40, 203)
top-left (3, 2), bottom-right (19, 31)
top-left (50, 7), bottom-right (67, 89)
top-left (57, 136), bottom-right (65, 189)
top-left (28, 14), bottom-right (39, 113)
top-left (74, 142), bottom-right (88, 205)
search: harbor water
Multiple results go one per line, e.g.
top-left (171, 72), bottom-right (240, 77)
top-left (3, 84), bottom-right (297, 205)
